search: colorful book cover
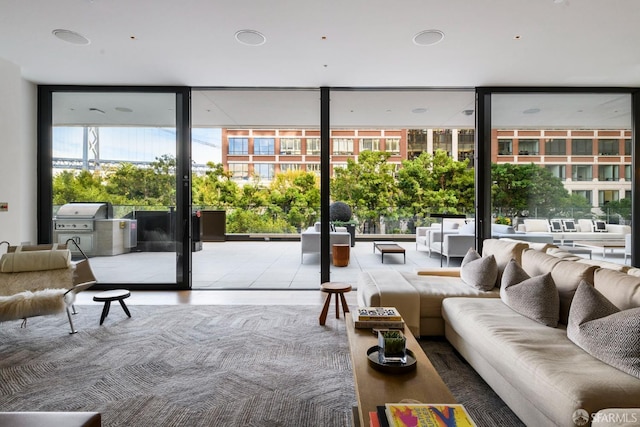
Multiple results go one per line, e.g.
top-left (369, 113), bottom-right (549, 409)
top-left (385, 403), bottom-right (476, 427)
top-left (357, 307), bottom-right (402, 321)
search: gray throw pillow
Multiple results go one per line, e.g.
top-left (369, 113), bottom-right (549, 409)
top-left (460, 248), bottom-right (498, 291)
top-left (500, 259), bottom-right (560, 327)
top-left (567, 281), bottom-right (640, 379)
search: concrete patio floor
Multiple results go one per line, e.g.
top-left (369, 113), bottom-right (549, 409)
top-left (85, 238), bottom-right (630, 290)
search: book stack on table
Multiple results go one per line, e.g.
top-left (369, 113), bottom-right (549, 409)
top-left (353, 307), bottom-right (405, 330)
top-left (370, 403), bottom-right (476, 427)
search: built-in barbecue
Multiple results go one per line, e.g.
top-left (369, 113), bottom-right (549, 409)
top-left (53, 202), bottom-right (136, 256)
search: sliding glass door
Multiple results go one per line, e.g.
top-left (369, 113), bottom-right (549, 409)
top-left (38, 87), bottom-right (191, 288)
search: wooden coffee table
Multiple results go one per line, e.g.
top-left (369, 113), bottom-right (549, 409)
top-left (373, 242), bottom-right (406, 264)
top-left (345, 313), bottom-right (456, 427)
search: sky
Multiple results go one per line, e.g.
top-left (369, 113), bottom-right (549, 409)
top-left (53, 126), bottom-right (222, 166)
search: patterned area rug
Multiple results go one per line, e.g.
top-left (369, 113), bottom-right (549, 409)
top-left (0, 305), bottom-right (523, 426)
top-left (0, 305), bottom-right (355, 427)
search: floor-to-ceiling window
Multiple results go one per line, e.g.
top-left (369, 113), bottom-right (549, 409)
top-left (485, 91), bottom-right (633, 260)
top-left (190, 89), bottom-right (320, 289)
top-left (38, 87), bottom-right (191, 289)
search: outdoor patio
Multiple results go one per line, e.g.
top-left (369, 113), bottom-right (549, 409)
top-left (85, 238), bottom-right (630, 290)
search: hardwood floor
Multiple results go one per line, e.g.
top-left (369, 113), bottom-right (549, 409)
top-left (75, 289), bottom-right (358, 307)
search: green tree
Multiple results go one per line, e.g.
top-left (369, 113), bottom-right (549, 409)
top-left (397, 150), bottom-right (474, 223)
top-left (52, 170), bottom-right (109, 205)
top-left (268, 170), bottom-right (320, 230)
top-left (192, 162), bottom-right (240, 208)
top-left (331, 151), bottom-right (398, 233)
top-left (601, 197), bottom-right (631, 223)
top-left (492, 163), bottom-right (569, 218)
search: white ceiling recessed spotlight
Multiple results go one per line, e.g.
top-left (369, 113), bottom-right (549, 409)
top-left (235, 30), bottom-right (266, 46)
top-left (523, 108), bottom-right (541, 114)
top-left (52, 29), bottom-right (90, 45)
top-left (412, 30), bottom-right (445, 46)
top-left (412, 107), bottom-right (428, 114)
top-left (462, 109), bottom-right (474, 116)
top-left (115, 107), bottom-right (133, 113)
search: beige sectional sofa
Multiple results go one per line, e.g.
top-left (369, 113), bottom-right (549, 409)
top-left (357, 238), bottom-right (640, 427)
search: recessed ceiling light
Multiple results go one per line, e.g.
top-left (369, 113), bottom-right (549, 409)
top-left (462, 109), bottom-right (474, 116)
top-left (52, 29), bottom-right (90, 45)
top-left (235, 30), bottom-right (266, 46)
top-left (412, 108), bottom-right (428, 114)
top-left (523, 108), bottom-right (541, 114)
top-left (412, 30), bottom-right (445, 46)
top-left (115, 107), bottom-right (133, 113)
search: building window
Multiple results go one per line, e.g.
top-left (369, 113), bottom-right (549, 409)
top-left (229, 138), bottom-right (249, 155)
top-left (598, 165), bottom-right (619, 181)
top-left (498, 139), bottom-right (513, 155)
top-left (546, 165), bottom-right (566, 181)
top-left (307, 138), bottom-right (321, 155)
top-left (545, 139), bottom-right (566, 155)
top-left (572, 165), bottom-right (592, 181)
top-left (280, 138), bottom-right (301, 155)
top-left (306, 163), bottom-right (321, 175)
top-left (573, 190), bottom-right (592, 205)
top-left (599, 190), bottom-right (619, 205)
top-left (254, 138), bottom-right (275, 155)
top-left (625, 139), bottom-right (632, 155)
top-left (433, 129), bottom-right (452, 155)
top-left (571, 139), bottom-right (592, 155)
top-left (518, 139), bottom-right (539, 155)
top-left (254, 163), bottom-right (275, 180)
top-left (333, 138), bottom-right (354, 155)
top-left (228, 163), bottom-right (249, 180)
top-left (386, 138), bottom-right (400, 153)
top-left (598, 139), bottom-right (619, 155)
top-left (458, 129), bottom-right (474, 163)
top-left (360, 138), bottom-right (380, 152)
top-left (625, 165), bottom-right (632, 181)
top-left (281, 163), bottom-right (301, 172)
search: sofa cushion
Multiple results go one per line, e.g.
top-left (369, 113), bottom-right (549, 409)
top-left (593, 219), bottom-right (608, 232)
top-left (0, 250), bottom-right (71, 273)
top-left (521, 249), bottom-right (597, 324)
top-left (578, 219), bottom-right (594, 232)
top-left (481, 238), bottom-right (528, 285)
top-left (460, 248), bottom-right (497, 291)
top-left (594, 268), bottom-right (640, 310)
top-left (562, 219), bottom-right (577, 232)
top-left (442, 298), bottom-right (640, 424)
top-left (458, 221), bottom-right (475, 235)
top-left (567, 282), bottom-right (640, 379)
top-left (500, 259), bottom-right (559, 327)
top-left (523, 219), bottom-right (550, 232)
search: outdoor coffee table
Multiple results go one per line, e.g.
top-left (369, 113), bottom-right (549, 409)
top-left (573, 240), bottom-right (626, 258)
top-left (345, 313), bottom-right (456, 427)
top-left (373, 242), bottom-right (406, 264)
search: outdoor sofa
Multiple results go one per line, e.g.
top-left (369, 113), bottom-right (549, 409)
top-left (300, 222), bottom-right (351, 263)
top-left (519, 218), bottom-right (630, 245)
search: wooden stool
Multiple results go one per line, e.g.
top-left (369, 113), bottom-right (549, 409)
top-left (332, 244), bottom-right (350, 267)
top-left (93, 289), bottom-right (132, 325)
top-left (319, 282), bottom-right (352, 325)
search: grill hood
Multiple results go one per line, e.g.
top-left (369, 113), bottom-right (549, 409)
top-left (55, 202), bottom-right (112, 219)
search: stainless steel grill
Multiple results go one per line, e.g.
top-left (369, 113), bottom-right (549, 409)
top-left (53, 203), bottom-right (136, 256)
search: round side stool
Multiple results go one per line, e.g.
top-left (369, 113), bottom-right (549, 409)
top-left (319, 282), bottom-right (352, 325)
top-left (93, 289), bottom-right (132, 325)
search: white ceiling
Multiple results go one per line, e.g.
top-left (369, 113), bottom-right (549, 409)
top-left (6, 0), bottom-right (639, 128)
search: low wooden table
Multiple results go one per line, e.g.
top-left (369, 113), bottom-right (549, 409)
top-left (573, 240), bottom-right (625, 258)
top-left (373, 242), bottom-right (406, 264)
top-left (345, 313), bottom-right (456, 427)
